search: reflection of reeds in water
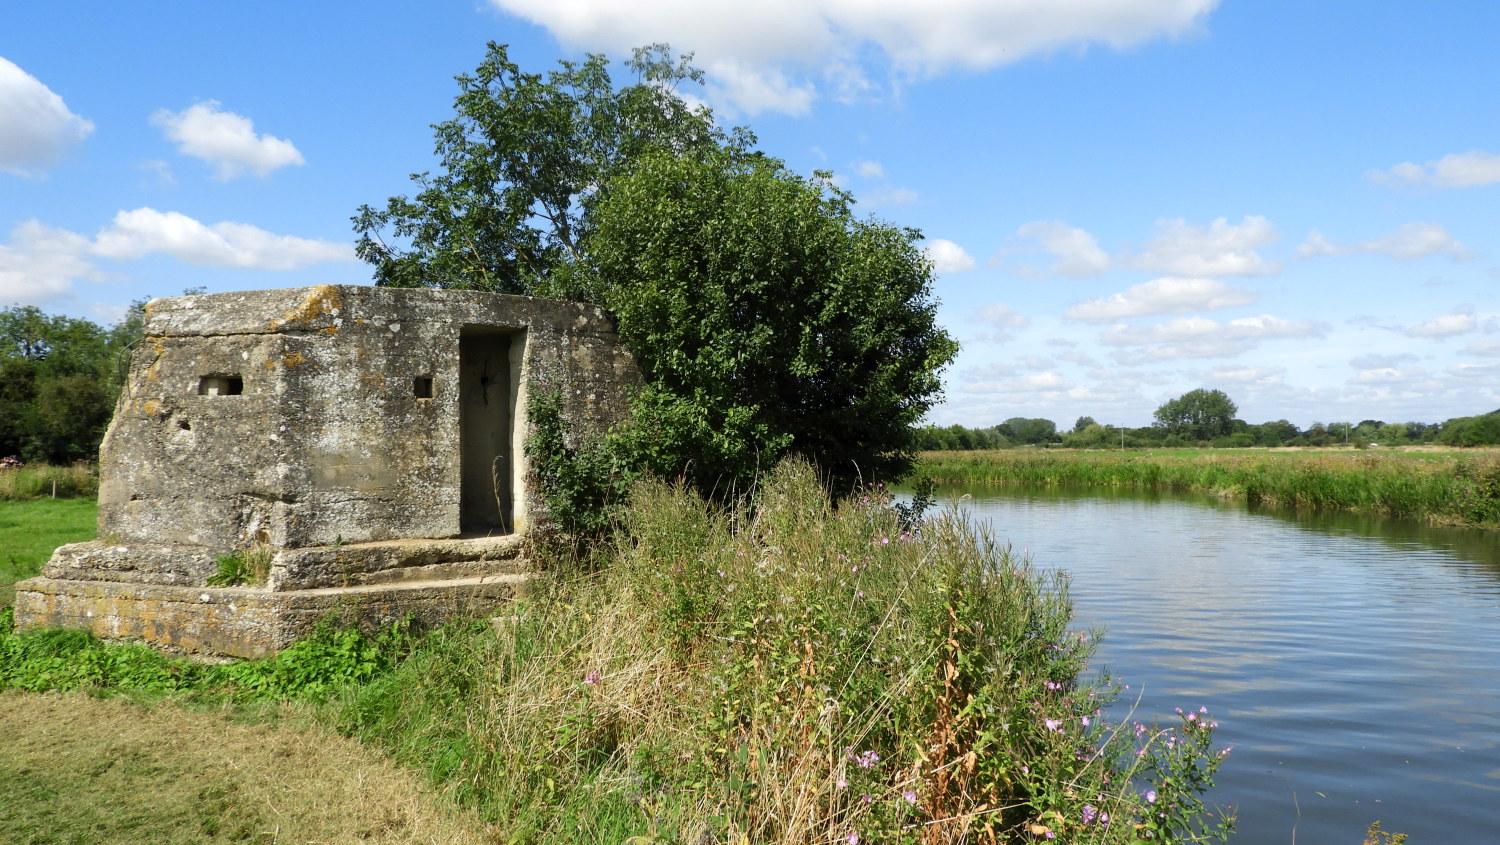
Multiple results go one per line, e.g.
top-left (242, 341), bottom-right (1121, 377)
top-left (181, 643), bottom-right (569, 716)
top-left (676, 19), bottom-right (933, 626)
top-left (915, 449), bottom-right (1500, 527)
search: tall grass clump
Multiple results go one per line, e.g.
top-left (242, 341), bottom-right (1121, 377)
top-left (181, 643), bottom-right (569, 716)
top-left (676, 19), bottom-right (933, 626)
top-left (0, 461), bottom-right (99, 500)
top-left (917, 449), bottom-right (1500, 527)
top-left (334, 459), bottom-right (1233, 843)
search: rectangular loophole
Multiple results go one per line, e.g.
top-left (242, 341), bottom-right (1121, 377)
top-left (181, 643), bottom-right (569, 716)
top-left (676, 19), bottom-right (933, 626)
top-left (413, 376), bottom-right (434, 399)
top-left (197, 375), bottom-right (243, 396)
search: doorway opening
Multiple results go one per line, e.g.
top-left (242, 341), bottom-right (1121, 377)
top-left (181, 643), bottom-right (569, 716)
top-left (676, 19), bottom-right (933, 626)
top-left (459, 327), bottom-right (524, 534)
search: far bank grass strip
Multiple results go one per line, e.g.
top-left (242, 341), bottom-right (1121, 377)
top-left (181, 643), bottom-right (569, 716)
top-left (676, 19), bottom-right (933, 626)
top-left (914, 449), bottom-right (1500, 527)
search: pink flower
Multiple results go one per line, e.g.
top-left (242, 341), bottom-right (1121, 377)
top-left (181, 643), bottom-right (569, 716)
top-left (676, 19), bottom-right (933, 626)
top-left (1044, 718), bottom-right (1063, 733)
top-left (1145, 790), bottom-right (1158, 804)
top-left (846, 834), bottom-right (859, 844)
top-left (583, 671), bottom-right (601, 686)
top-left (902, 790), bottom-right (917, 804)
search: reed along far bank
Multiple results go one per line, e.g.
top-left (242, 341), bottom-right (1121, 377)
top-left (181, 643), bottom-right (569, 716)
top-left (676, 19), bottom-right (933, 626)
top-left (913, 448), bottom-right (1500, 528)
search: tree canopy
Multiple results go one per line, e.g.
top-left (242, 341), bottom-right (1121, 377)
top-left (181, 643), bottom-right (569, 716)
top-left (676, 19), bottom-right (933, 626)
top-left (1152, 389), bottom-right (1239, 442)
top-left (355, 44), bottom-right (957, 495)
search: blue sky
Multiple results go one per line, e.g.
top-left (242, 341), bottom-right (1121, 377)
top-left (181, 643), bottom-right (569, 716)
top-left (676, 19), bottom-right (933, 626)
top-left (3, 1), bottom-right (1497, 429)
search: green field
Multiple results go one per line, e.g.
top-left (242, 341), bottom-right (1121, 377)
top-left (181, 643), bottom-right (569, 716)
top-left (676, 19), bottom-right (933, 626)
top-left (0, 498), bottom-right (97, 607)
top-left (914, 447), bottom-right (1500, 527)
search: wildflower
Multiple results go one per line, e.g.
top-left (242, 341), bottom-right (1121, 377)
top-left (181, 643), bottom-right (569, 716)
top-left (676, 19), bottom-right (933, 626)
top-left (836, 774), bottom-right (848, 789)
top-left (851, 750), bottom-right (880, 769)
top-left (1081, 715), bottom-right (1091, 727)
top-left (902, 790), bottom-right (917, 804)
top-left (847, 834), bottom-right (859, 844)
top-left (1081, 805), bottom-right (1097, 824)
top-left (583, 671), bottom-right (601, 686)
top-left (1043, 718), bottom-right (1063, 733)
top-left (1145, 790), bottom-right (1157, 803)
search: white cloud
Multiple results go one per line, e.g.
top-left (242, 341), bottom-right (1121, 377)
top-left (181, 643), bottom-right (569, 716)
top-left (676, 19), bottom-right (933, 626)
top-left (960, 369), bottom-right (1075, 395)
top-left (0, 57), bottom-right (94, 175)
top-left (0, 220), bottom-right (101, 306)
top-left (1350, 352), bottom-right (1417, 370)
top-left (863, 186), bottom-right (919, 206)
top-left (854, 159), bottom-right (884, 179)
top-left (1197, 365), bottom-right (1285, 385)
top-left (1461, 338), bottom-right (1500, 357)
top-left (1101, 314), bottom-right (1324, 361)
top-left (1369, 150), bottom-right (1500, 189)
top-left (0, 210), bottom-right (353, 306)
top-left (1448, 362), bottom-right (1500, 379)
top-left (1065, 277), bottom-right (1257, 323)
top-left (926, 238), bottom-right (975, 273)
top-left (1404, 306), bottom-right (1476, 339)
top-left (150, 101), bottom-right (305, 179)
top-left (1299, 223), bottom-right (1472, 261)
top-left (976, 302), bottom-right (1030, 342)
top-left (93, 208), bottom-right (352, 269)
top-left (1351, 366), bottom-right (1428, 385)
top-left (1128, 215), bottom-right (1278, 276)
top-left (1013, 219), bottom-right (1109, 278)
top-left (487, 0), bottom-right (1221, 115)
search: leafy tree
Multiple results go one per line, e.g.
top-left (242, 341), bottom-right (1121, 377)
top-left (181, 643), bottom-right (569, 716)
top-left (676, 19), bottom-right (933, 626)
top-left (1071, 415), bottom-right (1097, 434)
top-left (590, 150), bottom-right (957, 492)
top-left (353, 42), bottom-right (748, 296)
top-left (0, 305), bottom-right (137, 463)
top-left (1152, 389), bottom-right (1238, 442)
top-left (357, 45), bottom-right (957, 497)
top-left (999, 417), bottom-right (1058, 446)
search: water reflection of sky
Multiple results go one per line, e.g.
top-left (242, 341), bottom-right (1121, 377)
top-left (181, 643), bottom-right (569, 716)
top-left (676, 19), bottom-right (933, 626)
top-left (939, 486), bottom-right (1500, 845)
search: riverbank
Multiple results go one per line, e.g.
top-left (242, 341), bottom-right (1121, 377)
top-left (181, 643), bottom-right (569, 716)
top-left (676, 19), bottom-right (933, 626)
top-left (914, 448), bottom-right (1500, 527)
top-left (1, 460), bottom-right (1233, 844)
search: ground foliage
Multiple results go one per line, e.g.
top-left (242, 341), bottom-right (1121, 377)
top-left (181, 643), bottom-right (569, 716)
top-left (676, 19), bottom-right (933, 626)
top-left (1, 463), bottom-right (1233, 843)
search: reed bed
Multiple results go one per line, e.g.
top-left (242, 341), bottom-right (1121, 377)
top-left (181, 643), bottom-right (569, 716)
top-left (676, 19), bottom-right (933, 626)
top-left (914, 449), bottom-right (1500, 527)
top-left (0, 463), bottom-right (99, 501)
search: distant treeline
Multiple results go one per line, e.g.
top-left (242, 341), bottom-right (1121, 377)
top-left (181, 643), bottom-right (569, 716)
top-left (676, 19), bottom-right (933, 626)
top-left (917, 412), bottom-right (1500, 451)
top-left (1, 305), bottom-right (142, 465)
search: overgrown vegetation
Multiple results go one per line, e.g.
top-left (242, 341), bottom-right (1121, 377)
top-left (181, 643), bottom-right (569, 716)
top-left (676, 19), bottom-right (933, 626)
top-left (1, 461), bottom-right (1233, 843)
top-left (0, 460), bottom-right (98, 500)
top-left (916, 449), bottom-right (1500, 527)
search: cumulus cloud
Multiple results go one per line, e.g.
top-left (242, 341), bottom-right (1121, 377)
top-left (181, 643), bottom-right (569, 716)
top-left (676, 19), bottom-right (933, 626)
top-left (1012, 219), bottom-right (1109, 278)
top-left (1065, 277), bottom-right (1257, 323)
top-left (1350, 352), bottom-right (1418, 370)
top-left (925, 238), bottom-right (975, 273)
top-left (0, 220), bottom-right (102, 305)
top-left (976, 302), bottom-right (1030, 342)
top-left (960, 369), bottom-right (1075, 395)
top-left (93, 208), bottom-right (352, 269)
top-left (0, 57), bottom-right (94, 175)
top-left (1197, 365), bottom-right (1285, 385)
top-left (1127, 215), bottom-right (1278, 276)
top-left (1101, 314), bottom-right (1324, 361)
top-left (151, 101), bottom-right (305, 179)
top-left (1350, 366), bottom-right (1429, 386)
top-left (855, 159), bottom-right (885, 179)
top-left (486, 0), bottom-right (1221, 114)
top-left (0, 209), bottom-right (353, 306)
top-left (1299, 223), bottom-right (1471, 261)
top-left (1404, 306), bottom-right (1476, 339)
top-left (1369, 150), bottom-right (1500, 190)
top-left (1447, 362), bottom-right (1500, 379)
top-left (1461, 338), bottom-right (1500, 357)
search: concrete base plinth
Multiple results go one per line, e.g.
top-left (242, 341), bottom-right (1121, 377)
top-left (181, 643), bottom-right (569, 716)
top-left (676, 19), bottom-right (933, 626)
top-left (11, 573), bottom-right (531, 659)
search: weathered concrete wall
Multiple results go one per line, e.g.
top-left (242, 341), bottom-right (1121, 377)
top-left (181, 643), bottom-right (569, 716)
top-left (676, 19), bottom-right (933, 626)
top-left (14, 284), bottom-right (639, 657)
top-left (96, 284), bottom-right (639, 556)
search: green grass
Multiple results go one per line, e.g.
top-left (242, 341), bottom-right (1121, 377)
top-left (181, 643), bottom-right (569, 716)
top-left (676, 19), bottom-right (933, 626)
top-left (915, 448), bottom-right (1500, 527)
top-left (0, 498), bottom-right (97, 606)
top-left (2, 460), bottom-right (1234, 844)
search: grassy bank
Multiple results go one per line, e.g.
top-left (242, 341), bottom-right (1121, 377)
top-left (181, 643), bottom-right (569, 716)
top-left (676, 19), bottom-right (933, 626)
top-left (0, 463), bottom-right (99, 501)
top-left (1, 460), bottom-right (1232, 843)
top-left (0, 498), bottom-right (97, 607)
top-left (915, 448), bottom-right (1500, 527)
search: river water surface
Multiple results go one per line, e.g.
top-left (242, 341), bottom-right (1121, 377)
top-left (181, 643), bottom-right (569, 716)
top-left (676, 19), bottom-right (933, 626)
top-left (943, 485), bottom-right (1500, 843)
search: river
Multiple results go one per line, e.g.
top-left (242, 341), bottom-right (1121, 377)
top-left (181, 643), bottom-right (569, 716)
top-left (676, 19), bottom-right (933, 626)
top-left (940, 485), bottom-right (1500, 844)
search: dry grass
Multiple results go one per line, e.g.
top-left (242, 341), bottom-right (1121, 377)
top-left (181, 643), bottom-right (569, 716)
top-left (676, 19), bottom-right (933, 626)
top-left (0, 691), bottom-right (499, 844)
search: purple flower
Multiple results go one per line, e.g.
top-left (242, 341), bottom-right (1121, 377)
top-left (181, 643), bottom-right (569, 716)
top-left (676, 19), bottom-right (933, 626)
top-left (1145, 789), bottom-right (1158, 804)
top-left (583, 671), bottom-right (601, 686)
top-left (902, 790), bottom-right (917, 804)
top-left (1081, 805), bottom-right (1097, 824)
top-left (846, 834), bottom-right (859, 844)
top-left (1044, 718), bottom-right (1063, 733)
